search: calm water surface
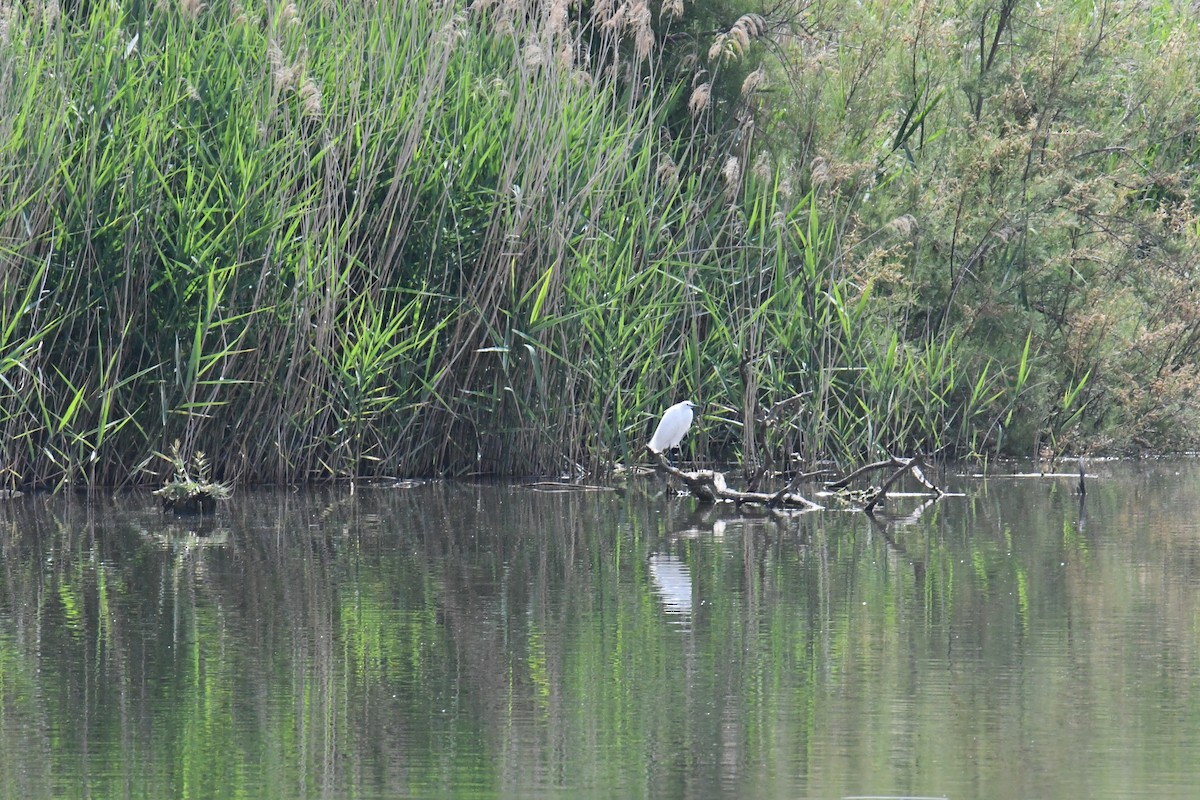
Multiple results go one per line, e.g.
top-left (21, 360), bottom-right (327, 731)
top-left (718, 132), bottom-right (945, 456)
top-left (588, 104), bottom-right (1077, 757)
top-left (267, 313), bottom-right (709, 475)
top-left (2, 462), bottom-right (1200, 799)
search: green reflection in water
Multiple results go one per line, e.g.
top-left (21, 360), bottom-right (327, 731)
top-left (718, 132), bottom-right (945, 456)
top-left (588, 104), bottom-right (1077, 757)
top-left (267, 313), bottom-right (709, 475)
top-left (1, 463), bottom-right (1199, 798)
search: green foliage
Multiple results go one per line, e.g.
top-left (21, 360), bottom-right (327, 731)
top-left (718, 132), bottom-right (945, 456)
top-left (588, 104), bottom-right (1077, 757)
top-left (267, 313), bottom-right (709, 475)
top-left (3, 0), bottom-right (1195, 485)
top-left (761, 0), bottom-right (1200, 456)
top-left (152, 439), bottom-right (232, 514)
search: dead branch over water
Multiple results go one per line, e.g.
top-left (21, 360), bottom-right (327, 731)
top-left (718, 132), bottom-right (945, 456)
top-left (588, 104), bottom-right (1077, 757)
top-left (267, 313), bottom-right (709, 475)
top-left (647, 447), bottom-right (952, 515)
top-left (822, 455), bottom-right (943, 513)
top-left (647, 447), bottom-right (949, 514)
top-left (648, 447), bottom-right (823, 509)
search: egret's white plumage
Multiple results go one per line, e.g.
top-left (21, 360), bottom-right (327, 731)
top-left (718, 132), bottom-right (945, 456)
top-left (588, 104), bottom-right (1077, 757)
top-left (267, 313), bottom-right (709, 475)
top-left (648, 401), bottom-right (699, 454)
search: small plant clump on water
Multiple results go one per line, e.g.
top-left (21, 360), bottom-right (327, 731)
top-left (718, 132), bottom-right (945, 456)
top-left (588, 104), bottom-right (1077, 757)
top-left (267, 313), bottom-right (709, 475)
top-left (153, 441), bottom-right (232, 516)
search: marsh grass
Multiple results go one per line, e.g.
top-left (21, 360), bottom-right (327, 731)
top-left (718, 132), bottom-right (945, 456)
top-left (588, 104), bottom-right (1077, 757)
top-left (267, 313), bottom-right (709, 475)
top-left (0, 0), bottom-right (1028, 486)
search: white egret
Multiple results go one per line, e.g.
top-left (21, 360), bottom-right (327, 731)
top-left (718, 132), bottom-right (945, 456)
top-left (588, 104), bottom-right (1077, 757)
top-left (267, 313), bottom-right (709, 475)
top-left (648, 400), bottom-right (699, 454)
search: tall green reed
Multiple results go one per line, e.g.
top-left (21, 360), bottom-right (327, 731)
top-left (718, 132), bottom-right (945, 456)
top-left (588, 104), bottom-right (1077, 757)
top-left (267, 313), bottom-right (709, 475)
top-left (0, 0), bottom-right (1014, 485)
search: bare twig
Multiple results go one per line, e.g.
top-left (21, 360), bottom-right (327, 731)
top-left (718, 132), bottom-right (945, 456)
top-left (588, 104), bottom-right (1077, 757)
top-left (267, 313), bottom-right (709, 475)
top-left (864, 457), bottom-right (929, 513)
top-left (821, 454), bottom-right (944, 514)
top-left (824, 456), bottom-right (906, 489)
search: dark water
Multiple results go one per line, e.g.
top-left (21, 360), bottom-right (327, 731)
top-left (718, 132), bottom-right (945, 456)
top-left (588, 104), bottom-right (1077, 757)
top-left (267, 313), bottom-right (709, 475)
top-left (2, 462), bottom-right (1200, 799)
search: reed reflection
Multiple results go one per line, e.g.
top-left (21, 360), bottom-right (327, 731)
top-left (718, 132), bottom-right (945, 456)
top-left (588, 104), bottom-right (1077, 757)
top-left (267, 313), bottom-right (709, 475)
top-left (1, 465), bottom-right (1199, 799)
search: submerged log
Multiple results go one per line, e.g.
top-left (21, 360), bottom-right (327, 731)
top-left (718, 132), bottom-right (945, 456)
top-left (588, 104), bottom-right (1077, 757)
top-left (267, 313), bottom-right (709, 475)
top-left (159, 491), bottom-right (218, 516)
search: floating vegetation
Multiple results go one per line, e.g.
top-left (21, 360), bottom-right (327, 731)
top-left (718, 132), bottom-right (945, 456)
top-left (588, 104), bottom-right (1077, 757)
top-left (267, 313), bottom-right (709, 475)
top-left (152, 441), bottom-right (232, 516)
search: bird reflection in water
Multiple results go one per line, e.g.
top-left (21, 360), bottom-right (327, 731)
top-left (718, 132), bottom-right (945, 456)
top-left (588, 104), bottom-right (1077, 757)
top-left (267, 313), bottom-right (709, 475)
top-left (648, 554), bottom-right (693, 624)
